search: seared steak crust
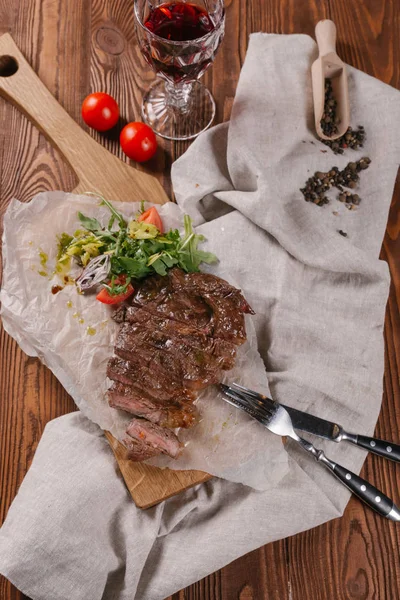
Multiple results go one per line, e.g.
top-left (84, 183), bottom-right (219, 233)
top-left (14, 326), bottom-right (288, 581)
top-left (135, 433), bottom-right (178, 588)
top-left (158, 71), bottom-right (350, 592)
top-left (106, 268), bottom-right (253, 461)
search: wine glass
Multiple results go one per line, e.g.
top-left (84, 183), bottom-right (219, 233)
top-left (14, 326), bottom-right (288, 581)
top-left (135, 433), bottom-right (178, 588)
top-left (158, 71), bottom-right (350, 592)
top-left (134, 0), bottom-right (225, 141)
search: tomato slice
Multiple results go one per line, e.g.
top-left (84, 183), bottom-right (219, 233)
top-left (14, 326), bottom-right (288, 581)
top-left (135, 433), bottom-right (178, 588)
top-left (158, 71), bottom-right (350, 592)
top-left (96, 277), bottom-right (134, 305)
top-left (138, 207), bottom-right (164, 233)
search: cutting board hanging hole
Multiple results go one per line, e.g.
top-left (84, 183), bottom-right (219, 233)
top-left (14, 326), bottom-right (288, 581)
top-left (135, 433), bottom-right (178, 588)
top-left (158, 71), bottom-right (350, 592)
top-left (0, 55), bottom-right (19, 77)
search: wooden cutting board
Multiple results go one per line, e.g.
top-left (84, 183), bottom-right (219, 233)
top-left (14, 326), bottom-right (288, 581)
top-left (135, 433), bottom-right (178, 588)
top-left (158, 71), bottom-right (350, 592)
top-left (0, 32), bottom-right (212, 509)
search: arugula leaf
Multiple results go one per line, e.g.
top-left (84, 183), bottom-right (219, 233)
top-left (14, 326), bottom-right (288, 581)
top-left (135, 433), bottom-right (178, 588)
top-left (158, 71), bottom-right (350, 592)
top-left (177, 215), bottom-right (218, 272)
top-left (160, 253), bottom-right (178, 268)
top-left (112, 256), bottom-right (151, 279)
top-left (78, 212), bottom-right (103, 232)
top-left (151, 258), bottom-right (168, 276)
top-left (100, 197), bottom-right (127, 228)
top-left (108, 214), bottom-right (116, 230)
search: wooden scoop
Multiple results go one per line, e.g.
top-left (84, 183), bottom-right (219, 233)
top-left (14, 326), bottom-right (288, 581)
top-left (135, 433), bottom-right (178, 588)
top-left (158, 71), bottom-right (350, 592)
top-left (311, 20), bottom-right (350, 141)
top-left (0, 33), bottom-right (169, 204)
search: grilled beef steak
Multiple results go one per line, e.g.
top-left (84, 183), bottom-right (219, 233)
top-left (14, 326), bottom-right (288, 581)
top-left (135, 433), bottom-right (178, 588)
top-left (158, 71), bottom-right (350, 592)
top-left (108, 381), bottom-right (198, 428)
top-left (123, 437), bottom-right (163, 461)
top-left (126, 418), bottom-right (182, 458)
top-left (107, 268), bottom-right (254, 461)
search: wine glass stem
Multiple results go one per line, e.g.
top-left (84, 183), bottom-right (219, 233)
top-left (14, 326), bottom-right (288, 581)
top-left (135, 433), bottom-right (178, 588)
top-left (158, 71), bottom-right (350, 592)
top-left (164, 80), bottom-right (194, 113)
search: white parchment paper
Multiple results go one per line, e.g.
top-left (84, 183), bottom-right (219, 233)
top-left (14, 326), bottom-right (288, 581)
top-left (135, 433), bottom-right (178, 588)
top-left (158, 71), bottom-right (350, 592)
top-left (0, 191), bottom-right (288, 489)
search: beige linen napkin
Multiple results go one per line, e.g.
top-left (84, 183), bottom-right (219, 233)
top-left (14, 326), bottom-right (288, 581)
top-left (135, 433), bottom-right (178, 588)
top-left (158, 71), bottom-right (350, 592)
top-left (0, 33), bottom-right (399, 600)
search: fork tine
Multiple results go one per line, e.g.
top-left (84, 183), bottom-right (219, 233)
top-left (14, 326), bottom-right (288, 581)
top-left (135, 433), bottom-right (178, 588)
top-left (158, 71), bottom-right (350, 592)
top-left (230, 389), bottom-right (275, 417)
top-left (223, 388), bottom-right (253, 409)
top-left (225, 395), bottom-right (266, 424)
top-left (230, 382), bottom-right (265, 399)
top-left (246, 395), bottom-right (274, 414)
top-left (228, 384), bottom-right (276, 415)
top-left (221, 388), bottom-right (272, 424)
top-left (220, 386), bottom-right (277, 427)
top-left (231, 382), bottom-right (275, 407)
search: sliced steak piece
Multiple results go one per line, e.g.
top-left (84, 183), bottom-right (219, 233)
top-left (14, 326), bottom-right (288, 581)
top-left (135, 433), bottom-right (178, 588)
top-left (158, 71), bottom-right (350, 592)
top-left (115, 323), bottom-right (232, 390)
top-left (122, 313), bottom-right (237, 370)
top-left (125, 305), bottom-right (207, 337)
top-left (112, 304), bottom-right (127, 323)
top-left (131, 272), bottom-right (169, 307)
top-left (126, 418), bottom-right (182, 458)
top-left (108, 382), bottom-right (197, 428)
top-left (123, 437), bottom-right (161, 461)
top-left (114, 341), bottom-right (183, 383)
top-left (169, 268), bottom-right (254, 344)
top-left (201, 293), bottom-right (248, 345)
top-left (115, 327), bottom-right (182, 379)
top-left (107, 357), bottom-right (193, 403)
top-left (130, 270), bottom-right (253, 344)
top-left (169, 269), bottom-right (254, 314)
top-left (132, 274), bottom-right (213, 333)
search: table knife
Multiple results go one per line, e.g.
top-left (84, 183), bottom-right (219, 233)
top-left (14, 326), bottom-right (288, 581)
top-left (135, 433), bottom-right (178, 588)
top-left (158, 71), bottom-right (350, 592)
top-left (282, 404), bottom-right (400, 463)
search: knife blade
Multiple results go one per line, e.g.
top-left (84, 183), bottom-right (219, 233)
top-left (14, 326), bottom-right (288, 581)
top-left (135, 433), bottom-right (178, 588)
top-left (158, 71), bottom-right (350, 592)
top-left (283, 403), bottom-right (400, 463)
top-left (281, 404), bottom-right (343, 441)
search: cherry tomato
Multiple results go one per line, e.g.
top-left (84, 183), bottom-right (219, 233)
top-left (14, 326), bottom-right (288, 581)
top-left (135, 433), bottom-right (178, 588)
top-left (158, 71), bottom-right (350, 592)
top-left (138, 206), bottom-right (164, 233)
top-left (81, 93), bottom-right (119, 132)
top-left (96, 276), bottom-right (134, 305)
top-left (120, 122), bottom-right (157, 163)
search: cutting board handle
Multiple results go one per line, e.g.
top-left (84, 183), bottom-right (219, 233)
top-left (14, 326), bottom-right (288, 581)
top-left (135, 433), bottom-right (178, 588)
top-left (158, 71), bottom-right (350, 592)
top-left (315, 20), bottom-right (337, 57)
top-left (0, 33), bottom-right (110, 180)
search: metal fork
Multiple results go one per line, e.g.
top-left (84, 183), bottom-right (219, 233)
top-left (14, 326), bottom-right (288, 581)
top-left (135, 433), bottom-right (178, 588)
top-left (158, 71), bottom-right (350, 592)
top-left (220, 383), bottom-right (400, 521)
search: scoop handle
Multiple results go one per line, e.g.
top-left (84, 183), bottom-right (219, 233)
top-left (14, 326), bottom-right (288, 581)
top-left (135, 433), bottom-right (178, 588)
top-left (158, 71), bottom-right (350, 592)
top-left (315, 20), bottom-right (337, 57)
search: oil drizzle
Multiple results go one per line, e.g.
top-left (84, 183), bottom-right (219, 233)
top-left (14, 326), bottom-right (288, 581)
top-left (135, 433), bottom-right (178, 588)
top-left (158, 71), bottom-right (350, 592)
top-left (38, 248), bottom-right (49, 277)
top-left (51, 285), bottom-right (63, 295)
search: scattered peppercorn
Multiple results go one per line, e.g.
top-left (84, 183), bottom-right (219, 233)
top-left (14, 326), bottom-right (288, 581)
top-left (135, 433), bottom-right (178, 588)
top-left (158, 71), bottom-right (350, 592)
top-left (338, 230), bottom-right (348, 237)
top-left (300, 157), bottom-right (371, 207)
top-left (319, 125), bottom-right (366, 154)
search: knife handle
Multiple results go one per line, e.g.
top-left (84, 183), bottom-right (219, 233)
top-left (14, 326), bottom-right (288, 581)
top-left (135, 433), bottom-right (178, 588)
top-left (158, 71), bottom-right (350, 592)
top-left (297, 438), bottom-right (400, 521)
top-left (325, 459), bottom-right (400, 521)
top-left (345, 434), bottom-right (400, 463)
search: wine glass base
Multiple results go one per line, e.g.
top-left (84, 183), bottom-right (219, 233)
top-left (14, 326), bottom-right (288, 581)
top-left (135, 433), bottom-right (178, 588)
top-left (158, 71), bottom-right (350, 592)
top-left (141, 79), bottom-right (216, 141)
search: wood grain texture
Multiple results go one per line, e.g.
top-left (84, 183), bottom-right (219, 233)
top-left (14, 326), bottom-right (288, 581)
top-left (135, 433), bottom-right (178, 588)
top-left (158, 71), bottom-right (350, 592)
top-left (104, 432), bottom-right (212, 509)
top-left (1, 1), bottom-right (400, 600)
top-left (0, 33), bottom-right (169, 203)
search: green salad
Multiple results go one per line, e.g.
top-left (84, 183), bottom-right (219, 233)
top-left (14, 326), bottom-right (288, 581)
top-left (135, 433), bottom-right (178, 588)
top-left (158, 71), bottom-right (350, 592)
top-left (56, 197), bottom-right (218, 304)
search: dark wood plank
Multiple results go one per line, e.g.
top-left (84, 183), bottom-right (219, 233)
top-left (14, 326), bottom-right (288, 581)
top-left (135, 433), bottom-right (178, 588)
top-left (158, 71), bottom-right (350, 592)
top-left (0, 2), bottom-right (88, 599)
top-left (1, 0), bottom-right (400, 599)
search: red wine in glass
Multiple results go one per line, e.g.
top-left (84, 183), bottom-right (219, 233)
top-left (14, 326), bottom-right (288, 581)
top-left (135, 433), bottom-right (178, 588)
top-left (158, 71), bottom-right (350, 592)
top-left (142, 2), bottom-right (217, 83)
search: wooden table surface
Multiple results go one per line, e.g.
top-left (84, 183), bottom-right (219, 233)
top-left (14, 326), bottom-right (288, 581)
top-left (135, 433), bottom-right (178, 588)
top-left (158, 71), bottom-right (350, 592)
top-left (1, 1), bottom-right (399, 599)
